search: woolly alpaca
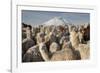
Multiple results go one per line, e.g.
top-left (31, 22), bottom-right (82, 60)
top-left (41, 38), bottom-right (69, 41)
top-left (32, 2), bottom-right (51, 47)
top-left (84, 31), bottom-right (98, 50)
top-left (69, 26), bottom-right (90, 59)
top-left (23, 45), bottom-right (44, 62)
top-left (22, 25), bottom-right (35, 57)
top-left (70, 31), bottom-right (80, 49)
top-left (61, 39), bottom-right (81, 60)
top-left (39, 43), bottom-right (77, 61)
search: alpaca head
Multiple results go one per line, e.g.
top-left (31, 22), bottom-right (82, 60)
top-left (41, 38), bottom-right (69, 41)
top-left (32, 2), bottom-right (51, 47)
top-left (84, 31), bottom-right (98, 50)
top-left (69, 25), bottom-right (78, 33)
top-left (37, 32), bottom-right (45, 44)
top-left (50, 42), bottom-right (60, 53)
top-left (26, 25), bottom-right (32, 39)
top-left (78, 25), bottom-right (85, 35)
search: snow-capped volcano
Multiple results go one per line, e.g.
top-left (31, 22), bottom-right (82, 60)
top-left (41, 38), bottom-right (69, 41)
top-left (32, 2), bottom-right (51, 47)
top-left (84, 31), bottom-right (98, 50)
top-left (43, 17), bottom-right (71, 26)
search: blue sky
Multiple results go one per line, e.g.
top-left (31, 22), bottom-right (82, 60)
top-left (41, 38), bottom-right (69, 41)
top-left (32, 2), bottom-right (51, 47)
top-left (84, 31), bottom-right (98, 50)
top-left (22, 10), bottom-right (90, 26)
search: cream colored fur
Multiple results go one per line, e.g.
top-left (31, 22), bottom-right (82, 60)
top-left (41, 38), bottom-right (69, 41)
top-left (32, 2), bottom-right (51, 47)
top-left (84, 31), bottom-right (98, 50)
top-left (39, 43), bottom-right (76, 61)
top-left (70, 30), bottom-right (90, 59)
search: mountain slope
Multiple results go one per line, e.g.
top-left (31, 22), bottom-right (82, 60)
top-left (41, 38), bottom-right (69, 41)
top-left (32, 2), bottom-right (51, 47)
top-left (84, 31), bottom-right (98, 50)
top-left (43, 17), bottom-right (71, 26)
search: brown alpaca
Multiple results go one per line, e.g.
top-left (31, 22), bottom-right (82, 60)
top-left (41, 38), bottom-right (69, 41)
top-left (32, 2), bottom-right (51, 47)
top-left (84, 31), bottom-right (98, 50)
top-left (70, 27), bottom-right (90, 59)
top-left (39, 43), bottom-right (77, 61)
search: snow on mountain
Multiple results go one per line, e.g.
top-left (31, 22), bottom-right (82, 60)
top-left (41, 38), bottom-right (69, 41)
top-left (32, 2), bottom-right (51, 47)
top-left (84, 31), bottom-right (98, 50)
top-left (43, 17), bottom-right (71, 26)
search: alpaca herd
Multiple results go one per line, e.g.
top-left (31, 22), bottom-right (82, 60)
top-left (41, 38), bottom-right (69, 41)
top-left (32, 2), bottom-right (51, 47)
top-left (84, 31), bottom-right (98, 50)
top-left (22, 23), bottom-right (90, 62)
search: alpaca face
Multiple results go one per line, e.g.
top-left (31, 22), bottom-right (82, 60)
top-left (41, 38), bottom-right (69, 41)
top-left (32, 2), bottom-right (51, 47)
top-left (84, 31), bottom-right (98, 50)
top-left (69, 25), bottom-right (78, 33)
top-left (50, 42), bottom-right (60, 53)
top-left (37, 32), bottom-right (45, 43)
top-left (25, 26), bottom-right (32, 39)
top-left (40, 34), bottom-right (45, 42)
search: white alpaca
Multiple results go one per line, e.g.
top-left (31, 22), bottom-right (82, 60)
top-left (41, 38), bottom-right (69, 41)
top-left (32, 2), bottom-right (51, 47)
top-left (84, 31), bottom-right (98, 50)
top-left (39, 43), bottom-right (76, 61)
top-left (49, 42), bottom-right (60, 53)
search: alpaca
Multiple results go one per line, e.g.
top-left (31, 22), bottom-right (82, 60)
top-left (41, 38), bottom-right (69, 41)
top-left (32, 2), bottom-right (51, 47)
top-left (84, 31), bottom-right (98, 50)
top-left (70, 29), bottom-right (80, 49)
top-left (22, 45), bottom-right (44, 62)
top-left (22, 25), bottom-right (35, 57)
top-left (69, 26), bottom-right (90, 59)
top-left (39, 43), bottom-right (77, 61)
top-left (61, 37), bottom-right (81, 60)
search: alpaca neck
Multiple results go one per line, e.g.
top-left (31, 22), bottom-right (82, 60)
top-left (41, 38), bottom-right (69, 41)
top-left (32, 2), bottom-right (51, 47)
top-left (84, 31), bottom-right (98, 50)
top-left (70, 31), bottom-right (80, 49)
top-left (39, 44), bottom-right (50, 61)
top-left (26, 30), bottom-right (32, 39)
